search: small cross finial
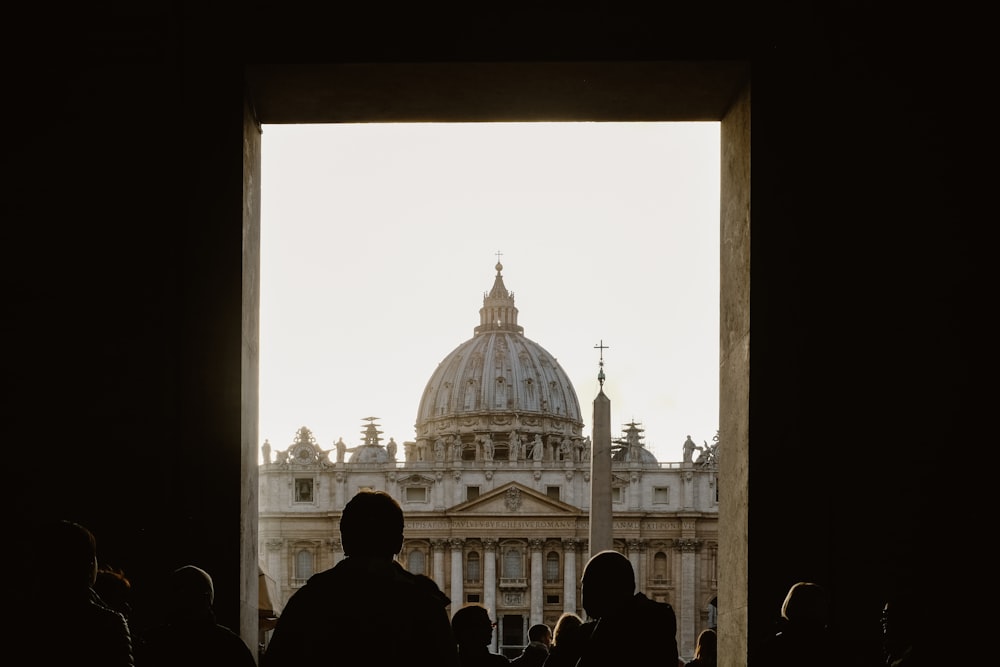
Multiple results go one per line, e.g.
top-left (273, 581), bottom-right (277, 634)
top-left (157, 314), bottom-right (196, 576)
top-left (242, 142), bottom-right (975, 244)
top-left (594, 340), bottom-right (609, 387)
top-left (495, 250), bottom-right (503, 263)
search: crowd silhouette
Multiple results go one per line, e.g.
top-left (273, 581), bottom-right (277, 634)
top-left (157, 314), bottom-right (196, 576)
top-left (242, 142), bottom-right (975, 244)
top-left (38, 499), bottom-right (937, 666)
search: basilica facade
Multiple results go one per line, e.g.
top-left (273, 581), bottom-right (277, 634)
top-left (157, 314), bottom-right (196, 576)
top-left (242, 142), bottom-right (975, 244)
top-left (258, 262), bottom-right (719, 659)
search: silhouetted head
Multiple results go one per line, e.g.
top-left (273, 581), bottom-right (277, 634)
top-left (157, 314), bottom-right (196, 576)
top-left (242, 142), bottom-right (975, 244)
top-left (694, 628), bottom-right (717, 661)
top-left (167, 565), bottom-right (215, 617)
top-left (528, 623), bottom-right (552, 645)
top-left (38, 519), bottom-right (99, 593)
top-left (780, 581), bottom-right (828, 628)
top-left (882, 585), bottom-right (919, 662)
top-left (340, 490), bottom-right (405, 558)
top-left (94, 566), bottom-right (133, 617)
top-left (553, 612), bottom-right (583, 646)
top-left (452, 604), bottom-right (495, 648)
top-left (581, 550), bottom-right (635, 619)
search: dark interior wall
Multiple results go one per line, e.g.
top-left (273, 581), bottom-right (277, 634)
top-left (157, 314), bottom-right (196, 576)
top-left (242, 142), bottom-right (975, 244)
top-left (3, 3), bottom-right (981, 663)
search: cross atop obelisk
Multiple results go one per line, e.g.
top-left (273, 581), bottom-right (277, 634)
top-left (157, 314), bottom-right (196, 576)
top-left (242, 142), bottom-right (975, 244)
top-left (594, 339), bottom-right (609, 387)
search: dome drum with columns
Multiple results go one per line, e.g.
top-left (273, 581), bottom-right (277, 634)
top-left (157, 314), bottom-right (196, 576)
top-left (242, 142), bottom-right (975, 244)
top-left (258, 260), bottom-right (718, 661)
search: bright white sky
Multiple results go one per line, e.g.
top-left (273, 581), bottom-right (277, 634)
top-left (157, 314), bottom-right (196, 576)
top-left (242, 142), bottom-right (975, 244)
top-left (259, 122), bottom-right (719, 464)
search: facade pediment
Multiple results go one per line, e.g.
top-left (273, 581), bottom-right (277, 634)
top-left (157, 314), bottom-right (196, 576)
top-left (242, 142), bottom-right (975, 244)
top-left (448, 481), bottom-right (582, 515)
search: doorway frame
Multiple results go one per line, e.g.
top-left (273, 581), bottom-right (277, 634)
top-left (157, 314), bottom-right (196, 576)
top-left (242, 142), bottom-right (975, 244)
top-left (241, 60), bottom-right (750, 661)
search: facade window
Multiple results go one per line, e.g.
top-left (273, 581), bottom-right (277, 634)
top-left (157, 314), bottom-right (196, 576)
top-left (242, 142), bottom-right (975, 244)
top-left (294, 478), bottom-right (314, 502)
top-left (466, 593), bottom-right (481, 603)
top-left (408, 549), bottom-right (426, 575)
top-left (503, 548), bottom-right (523, 579)
top-left (545, 551), bottom-right (560, 582)
top-left (653, 551), bottom-right (668, 582)
top-left (612, 487), bottom-right (623, 504)
top-left (546, 594), bottom-right (560, 604)
top-left (406, 487), bottom-right (428, 503)
top-left (294, 549), bottom-right (314, 583)
top-left (467, 486), bottom-right (480, 501)
top-left (546, 486), bottom-right (560, 501)
top-left (467, 551), bottom-right (481, 582)
top-left (653, 487), bottom-right (669, 504)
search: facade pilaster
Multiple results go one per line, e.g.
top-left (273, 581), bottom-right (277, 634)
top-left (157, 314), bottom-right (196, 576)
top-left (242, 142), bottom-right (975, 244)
top-left (453, 470), bottom-right (464, 506)
top-left (334, 471), bottom-right (346, 510)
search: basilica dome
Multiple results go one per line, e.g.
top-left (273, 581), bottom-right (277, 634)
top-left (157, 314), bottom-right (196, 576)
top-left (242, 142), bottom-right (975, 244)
top-left (414, 262), bottom-right (584, 461)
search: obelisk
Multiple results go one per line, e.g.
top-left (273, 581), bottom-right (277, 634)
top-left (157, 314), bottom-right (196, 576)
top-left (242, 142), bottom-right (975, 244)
top-left (589, 341), bottom-right (613, 554)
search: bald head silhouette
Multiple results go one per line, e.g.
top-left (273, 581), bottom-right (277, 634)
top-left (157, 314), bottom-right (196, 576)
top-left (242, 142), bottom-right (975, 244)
top-left (581, 550), bottom-right (636, 619)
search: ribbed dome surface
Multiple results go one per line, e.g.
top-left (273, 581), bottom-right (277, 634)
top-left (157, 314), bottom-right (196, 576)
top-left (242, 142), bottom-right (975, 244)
top-left (414, 263), bottom-right (584, 455)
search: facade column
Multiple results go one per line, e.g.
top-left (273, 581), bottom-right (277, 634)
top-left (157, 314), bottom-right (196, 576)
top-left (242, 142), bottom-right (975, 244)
top-left (483, 538), bottom-right (499, 653)
top-left (675, 538), bottom-right (700, 661)
top-left (627, 539), bottom-right (642, 594)
top-left (432, 539), bottom-right (447, 592)
top-left (450, 538), bottom-right (465, 611)
top-left (561, 538), bottom-right (578, 614)
top-left (529, 538), bottom-right (544, 626)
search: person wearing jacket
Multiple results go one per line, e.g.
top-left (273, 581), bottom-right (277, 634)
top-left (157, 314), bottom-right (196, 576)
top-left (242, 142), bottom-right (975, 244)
top-left (262, 490), bottom-right (459, 667)
top-left (575, 550), bottom-right (679, 667)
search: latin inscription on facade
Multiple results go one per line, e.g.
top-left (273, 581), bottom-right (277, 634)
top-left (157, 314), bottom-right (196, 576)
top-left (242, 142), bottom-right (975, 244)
top-left (407, 519), bottom-right (577, 530)
top-left (403, 519), bottom-right (679, 531)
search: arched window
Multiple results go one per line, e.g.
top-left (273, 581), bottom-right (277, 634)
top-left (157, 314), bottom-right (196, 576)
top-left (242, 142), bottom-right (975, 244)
top-left (408, 549), bottom-right (426, 575)
top-left (503, 548), bottom-right (523, 578)
top-left (653, 551), bottom-right (667, 582)
top-left (295, 549), bottom-right (314, 582)
top-left (545, 551), bottom-right (560, 583)
top-left (466, 551), bottom-right (481, 582)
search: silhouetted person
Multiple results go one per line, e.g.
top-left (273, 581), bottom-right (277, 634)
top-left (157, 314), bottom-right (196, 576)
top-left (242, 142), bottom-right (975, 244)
top-left (510, 623), bottom-right (550, 667)
top-left (685, 628), bottom-right (717, 667)
top-left (452, 604), bottom-right (510, 667)
top-left (759, 581), bottom-right (845, 667)
top-left (136, 564), bottom-right (256, 667)
top-left (263, 490), bottom-right (458, 667)
top-left (19, 519), bottom-right (134, 666)
top-left (882, 585), bottom-right (931, 666)
top-left (575, 549), bottom-right (679, 667)
top-left (542, 612), bottom-right (583, 667)
top-left (94, 565), bottom-right (134, 625)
